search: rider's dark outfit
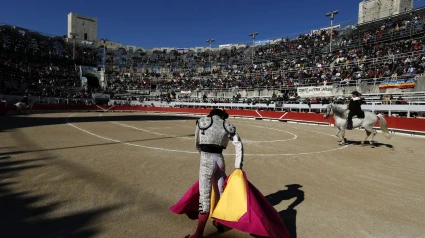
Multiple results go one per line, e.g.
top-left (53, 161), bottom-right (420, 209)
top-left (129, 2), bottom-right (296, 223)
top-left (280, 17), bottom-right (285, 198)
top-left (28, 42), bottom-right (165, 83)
top-left (347, 91), bottom-right (365, 130)
top-left (21, 96), bottom-right (29, 104)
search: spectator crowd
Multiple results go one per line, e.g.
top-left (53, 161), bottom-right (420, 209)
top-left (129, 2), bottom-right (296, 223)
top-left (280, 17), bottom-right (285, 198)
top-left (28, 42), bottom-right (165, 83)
top-left (1, 8), bottom-right (425, 98)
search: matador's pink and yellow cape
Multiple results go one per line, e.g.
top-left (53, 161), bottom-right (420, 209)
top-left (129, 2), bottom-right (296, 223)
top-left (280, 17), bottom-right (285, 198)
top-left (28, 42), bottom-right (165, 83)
top-left (170, 169), bottom-right (290, 238)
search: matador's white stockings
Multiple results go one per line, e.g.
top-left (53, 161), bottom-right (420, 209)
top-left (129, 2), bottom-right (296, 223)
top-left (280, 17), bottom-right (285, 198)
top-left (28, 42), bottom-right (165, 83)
top-left (198, 152), bottom-right (226, 213)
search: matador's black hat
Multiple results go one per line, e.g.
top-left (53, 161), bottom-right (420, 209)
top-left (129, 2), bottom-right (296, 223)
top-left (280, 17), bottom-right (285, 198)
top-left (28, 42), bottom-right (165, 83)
top-left (209, 108), bottom-right (229, 120)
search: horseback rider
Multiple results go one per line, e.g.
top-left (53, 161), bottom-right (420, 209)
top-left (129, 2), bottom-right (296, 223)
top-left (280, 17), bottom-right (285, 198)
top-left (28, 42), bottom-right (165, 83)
top-left (21, 95), bottom-right (29, 105)
top-left (346, 91), bottom-right (365, 130)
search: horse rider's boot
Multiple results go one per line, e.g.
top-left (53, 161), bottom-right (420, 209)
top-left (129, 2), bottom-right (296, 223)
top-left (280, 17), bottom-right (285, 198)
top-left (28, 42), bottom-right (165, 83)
top-left (347, 119), bottom-right (353, 130)
top-left (212, 220), bottom-right (225, 232)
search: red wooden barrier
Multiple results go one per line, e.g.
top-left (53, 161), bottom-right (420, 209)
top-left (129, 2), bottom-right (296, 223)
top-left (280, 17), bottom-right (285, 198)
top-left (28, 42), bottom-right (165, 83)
top-left (32, 104), bottom-right (97, 110)
top-left (384, 117), bottom-right (425, 132)
top-left (256, 110), bottom-right (287, 119)
top-left (0, 105), bottom-right (11, 115)
top-left (283, 112), bottom-right (334, 124)
top-left (226, 109), bottom-right (258, 117)
top-left (109, 106), bottom-right (260, 117)
top-left (11, 104), bottom-right (425, 133)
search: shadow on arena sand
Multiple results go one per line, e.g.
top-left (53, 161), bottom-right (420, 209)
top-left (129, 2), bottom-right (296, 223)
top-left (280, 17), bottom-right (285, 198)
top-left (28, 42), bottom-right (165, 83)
top-left (204, 185), bottom-right (305, 238)
top-left (345, 140), bottom-right (394, 149)
top-left (262, 184), bottom-right (305, 238)
top-left (0, 135), bottom-right (194, 157)
top-left (0, 154), bottom-right (122, 237)
top-left (0, 114), bottom-right (198, 132)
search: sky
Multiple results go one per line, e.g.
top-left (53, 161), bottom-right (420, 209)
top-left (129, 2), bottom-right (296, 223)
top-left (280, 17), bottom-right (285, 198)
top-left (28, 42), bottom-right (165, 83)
top-left (2, 0), bottom-right (425, 49)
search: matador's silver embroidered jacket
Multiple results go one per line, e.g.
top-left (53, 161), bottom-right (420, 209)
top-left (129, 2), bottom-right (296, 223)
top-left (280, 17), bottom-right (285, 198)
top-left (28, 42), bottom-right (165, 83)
top-left (195, 115), bottom-right (243, 168)
top-left (195, 115), bottom-right (244, 213)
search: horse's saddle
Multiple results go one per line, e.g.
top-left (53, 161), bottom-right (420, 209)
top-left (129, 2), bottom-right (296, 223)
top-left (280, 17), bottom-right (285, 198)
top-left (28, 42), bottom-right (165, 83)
top-left (344, 110), bottom-right (365, 119)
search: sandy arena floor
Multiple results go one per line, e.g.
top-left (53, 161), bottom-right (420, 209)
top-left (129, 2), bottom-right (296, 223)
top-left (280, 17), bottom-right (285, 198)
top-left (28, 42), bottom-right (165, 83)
top-left (1, 112), bottom-right (424, 238)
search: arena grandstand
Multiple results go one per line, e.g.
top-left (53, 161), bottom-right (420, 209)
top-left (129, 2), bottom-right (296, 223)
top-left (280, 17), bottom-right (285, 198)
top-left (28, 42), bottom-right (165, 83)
top-left (1, 4), bottom-right (425, 118)
top-left (3, 3), bottom-right (425, 238)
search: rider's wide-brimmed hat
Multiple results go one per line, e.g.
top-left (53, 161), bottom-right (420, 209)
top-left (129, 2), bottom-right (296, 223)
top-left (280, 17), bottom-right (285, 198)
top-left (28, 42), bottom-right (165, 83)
top-left (351, 91), bottom-right (360, 96)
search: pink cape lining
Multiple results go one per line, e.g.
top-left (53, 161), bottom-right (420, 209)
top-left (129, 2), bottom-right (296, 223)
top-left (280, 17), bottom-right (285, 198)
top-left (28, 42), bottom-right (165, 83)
top-left (169, 171), bottom-right (290, 238)
top-left (169, 180), bottom-right (201, 220)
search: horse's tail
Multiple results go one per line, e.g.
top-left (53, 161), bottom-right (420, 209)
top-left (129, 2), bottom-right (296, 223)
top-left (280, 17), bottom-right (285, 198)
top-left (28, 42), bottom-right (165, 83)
top-left (377, 114), bottom-right (391, 139)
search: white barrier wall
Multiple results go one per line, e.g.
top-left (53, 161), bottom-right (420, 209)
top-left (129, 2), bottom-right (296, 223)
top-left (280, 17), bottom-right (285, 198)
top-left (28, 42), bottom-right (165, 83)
top-left (0, 94), bottom-right (92, 105)
top-left (107, 100), bottom-right (425, 115)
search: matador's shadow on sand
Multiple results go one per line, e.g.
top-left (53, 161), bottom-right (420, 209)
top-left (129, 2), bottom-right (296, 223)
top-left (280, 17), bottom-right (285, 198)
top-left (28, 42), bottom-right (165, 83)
top-left (262, 184), bottom-right (305, 238)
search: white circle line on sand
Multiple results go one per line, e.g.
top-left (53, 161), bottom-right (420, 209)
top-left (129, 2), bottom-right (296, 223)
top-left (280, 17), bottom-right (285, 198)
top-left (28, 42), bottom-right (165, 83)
top-left (111, 120), bottom-right (298, 143)
top-left (114, 121), bottom-right (194, 139)
top-left (67, 114), bottom-right (199, 154)
top-left (67, 114), bottom-right (349, 156)
top-left (97, 113), bottom-right (194, 140)
top-left (234, 120), bottom-right (338, 138)
top-left (99, 113), bottom-right (297, 143)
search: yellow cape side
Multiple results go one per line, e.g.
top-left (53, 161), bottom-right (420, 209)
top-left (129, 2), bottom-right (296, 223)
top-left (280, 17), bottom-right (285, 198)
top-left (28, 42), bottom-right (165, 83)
top-left (211, 169), bottom-right (247, 221)
top-left (209, 186), bottom-right (216, 218)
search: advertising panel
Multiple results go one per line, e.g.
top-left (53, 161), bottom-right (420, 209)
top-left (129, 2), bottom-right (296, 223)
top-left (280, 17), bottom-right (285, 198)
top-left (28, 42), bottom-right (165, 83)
top-left (254, 40), bottom-right (270, 45)
top-left (297, 86), bottom-right (333, 97)
top-left (219, 44), bottom-right (232, 48)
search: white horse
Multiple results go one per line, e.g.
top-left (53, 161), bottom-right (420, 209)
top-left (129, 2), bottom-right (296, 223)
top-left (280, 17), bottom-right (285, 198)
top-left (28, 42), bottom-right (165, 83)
top-left (323, 103), bottom-right (391, 146)
top-left (13, 101), bottom-right (33, 114)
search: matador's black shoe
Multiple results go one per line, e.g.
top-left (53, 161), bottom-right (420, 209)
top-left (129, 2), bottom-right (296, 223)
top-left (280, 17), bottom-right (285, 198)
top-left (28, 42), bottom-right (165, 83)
top-left (212, 220), bottom-right (225, 233)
